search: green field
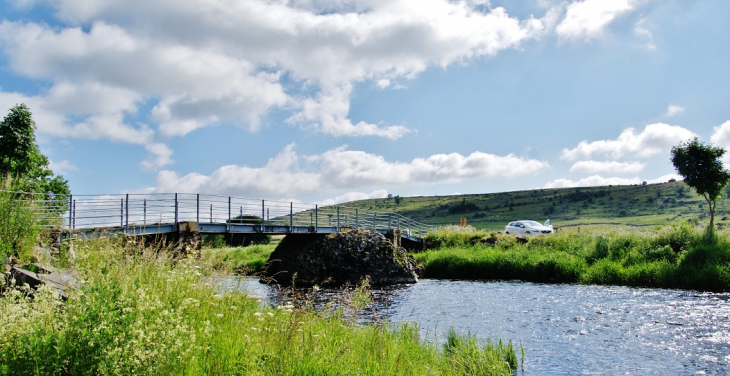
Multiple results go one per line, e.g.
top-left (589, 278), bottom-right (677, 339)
top-left (339, 181), bottom-right (724, 232)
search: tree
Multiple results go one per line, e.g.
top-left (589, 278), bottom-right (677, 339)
top-left (0, 104), bottom-right (69, 196)
top-left (670, 138), bottom-right (730, 238)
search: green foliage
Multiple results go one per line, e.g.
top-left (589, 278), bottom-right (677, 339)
top-left (671, 138), bottom-right (730, 238)
top-left (448, 199), bottom-right (480, 214)
top-left (416, 225), bottom-right (730, 291)
top-left (443, 329), bottom-right (521, 375)
top-left (199, 243), bottom-right (276, 275)
top-left (0, 186), bottom-right (41, 261)
top-left (0, 104), bottom-right (69, 195)
top-left (202, 234), bottom-right (227, 248)
top-left (0, 239), bottom-right (519, 375)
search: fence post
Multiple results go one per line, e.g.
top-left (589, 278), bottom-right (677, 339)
top-left (120, 199), bottom-right (124, 228)
top-left (196, 194), bottom-right (200, 223)
top-left (68, 194), bottom-right (72, 230)
top-left (174, 193), bottom-right (179, 226)
top-left (228, 196), bottom-right (231, 232)
top-left (290, 202), bottom-right (293, 232)
top-left (144, 199), bottom-right (147, 226)
top-left (261, 200), bottom-right (265, 232)
top-left (72, 200), bottom-right (76, 230)
top-left (315, 205), bottom-right (318, 232)
top-left (210, 204), bottom-right (213, 223)
top-left (125, 194), bottom-right (129, 233)
top-left (337, 206), bottom-right (340, 232)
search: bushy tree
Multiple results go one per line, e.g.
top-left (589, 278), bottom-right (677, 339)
top-left (670, 138), bottom-right (730, 239)
top-left (0, 104), bottom-right (69, 196)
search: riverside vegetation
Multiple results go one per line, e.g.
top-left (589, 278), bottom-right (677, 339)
top-left (417, 224), bottom-right (730, 292)
top-left (198, 222), bottom-right (730, 292)
top-left (1, 192), bottom-right (522, 376)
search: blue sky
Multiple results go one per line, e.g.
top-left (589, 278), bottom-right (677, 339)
top-left (0, 0), bottom-right (728, 204)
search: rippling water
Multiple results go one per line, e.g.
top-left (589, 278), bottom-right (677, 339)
top-left (222, 278), bottom-right (730, 375)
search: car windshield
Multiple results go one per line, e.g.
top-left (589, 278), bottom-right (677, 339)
top-left (522, 221), bottom-right (542, 227)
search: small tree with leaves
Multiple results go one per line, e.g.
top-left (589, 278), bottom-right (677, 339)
top-left (670, 138), bottom-right (730, 239)
top-left (0, 104), bottom-right (69, 196)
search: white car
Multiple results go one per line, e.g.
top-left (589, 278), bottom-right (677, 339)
top-left (505, 220), bottom-right (554, 237)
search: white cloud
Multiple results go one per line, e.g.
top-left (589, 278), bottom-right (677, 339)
top-left (634, 17), bottom-right (655, 50)
top-left (151, 144), bottom-right (550, 198)
top-left (665, 104), bottom-right (684, 117)
top-left (556, 0), bottom-right (635, 40)
top-left (48, 159), bottom-right (78, 174)
top-left (569, 160), bottom-right (645, 174)
top-left (0, 0), bottom-right (552, 140)
top-left (140, 143), bottom-right (174, 171)
top-left (711, 120), bottom-right (730, 164)
top-left (561, 123), bottom-right (697, 161)
top-left (545, 173), bottom-right (680, 188)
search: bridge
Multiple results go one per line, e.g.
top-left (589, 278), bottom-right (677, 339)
top-left (27, 192), bottom-right (434, 244)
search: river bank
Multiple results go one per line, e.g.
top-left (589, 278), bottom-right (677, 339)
top-left (0, 237), bottom-right (520, 376)
top-left (416, 223), bottom-right (730, 292)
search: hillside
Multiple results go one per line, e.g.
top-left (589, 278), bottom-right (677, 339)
top-left (340, 181), bottom-right (729, 231)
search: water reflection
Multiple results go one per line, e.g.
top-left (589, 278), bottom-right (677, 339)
top-left (220, 277), bottom-right (730, 375)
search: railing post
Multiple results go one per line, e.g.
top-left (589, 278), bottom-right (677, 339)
top-left (68, 194), bottom-right (72, 230)
top-left (174, 193), bottom-right (179, 226)
top-left (196, 194), bottom-right (200, 223)
top-left (228, 196), bottom-right (231, 232)
top-left (337, 206), bottom-right (340, 231)
top-left (144, 199), bottom-right (147, 225)
top-left (315, 205), bottom-right (318, 232)
top-left (261, 200), bottom-right (265, 232)
top-left (125, 194), bottom-right (129, 233)
top-left (290, 202), bottom-right (293, 232)
top-left (72, 200), bottom-right (76, 230)
top-left (120, 199), bottom-right (124, 228)
top-left (210, 204), bottom-right (213, 223)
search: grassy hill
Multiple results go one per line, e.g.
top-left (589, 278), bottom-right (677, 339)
top-left (339, 181), bottom-right (730, 232)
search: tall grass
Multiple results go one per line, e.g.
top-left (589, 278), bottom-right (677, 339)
top-left (417, 222), bottom-right (730, 292)
top-left (1, 236), bottom-right (521, 375)
top-left (0, 186), bottom-right (40, 262)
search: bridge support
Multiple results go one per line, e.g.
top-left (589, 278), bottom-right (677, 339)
top-left (141, 221), bottom-right (201, 257)
top-left (389, 229), bottom-right (402, 249)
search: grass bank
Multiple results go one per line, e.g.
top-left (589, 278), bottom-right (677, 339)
top-left (2, 235), bottom-right (521, 375)
top-left (417, 223), bottom-right (730, 292)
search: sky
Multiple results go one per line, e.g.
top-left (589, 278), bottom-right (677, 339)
top-left (0, 0), bottom-right (728, 205)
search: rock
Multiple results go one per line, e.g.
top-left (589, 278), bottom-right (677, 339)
top-left (261, 230), bottom-right (419, 287)
top-left (6, 263), bottom-right (78, 300)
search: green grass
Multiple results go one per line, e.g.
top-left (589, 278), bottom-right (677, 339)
top-left (338, 181), bottom-right (726, 231)
top-left (199, 242), bottom-right (279, 275)
top-left (1, 236), bottom-right (521, 376)
top-left (415, 223), bottom-right (730, 292)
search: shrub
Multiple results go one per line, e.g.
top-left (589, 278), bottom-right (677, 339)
top-left (0, 187), bottom-right (40, 262)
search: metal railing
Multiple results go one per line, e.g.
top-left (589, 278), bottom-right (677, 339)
top-left (14, 192), bottom-right (434, 240)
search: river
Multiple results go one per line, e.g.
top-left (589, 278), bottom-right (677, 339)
top-left (224, 277), bottom-right (730, 375)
